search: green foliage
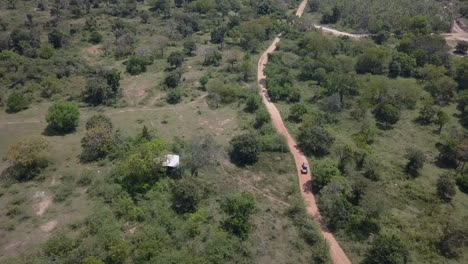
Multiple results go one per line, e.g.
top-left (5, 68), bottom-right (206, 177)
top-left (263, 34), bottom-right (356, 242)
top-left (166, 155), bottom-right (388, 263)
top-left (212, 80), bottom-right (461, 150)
top-left (167, 51), bottom-right (185, 68)
top-left (221, 192), bottom-right (256, 239)
top-left (6, 92), bottom-right (29, 113)
top-left (356, 48), bottom-right (390, 74)
top-left (455, 58), bottom-right (468, 90)
top-left (4, 137), bottom-right (49, 181)
top-left (116, 139), bottom-right (167, 195)
top-left (259, 134), bottom-right (288, 153)
top-left (40, 75), bottom-right (62, 99)
top-left (254, 108), bottom-right (270, 128)
top-left (318, 178), bottom-right (353, 231)
top-left (165, 71), bottom-right (181, 88)
top-left (318, 0), bottom-right (451, 32)
top-left (89, 31), bottom-right (103, 44)
top-left (245, 95), bottom-right (260, 112)
top-left (324, 72), bottom-right (359, 105)
top-left (83, 256), bottom-right (104, 264)
top-left (126, 56), bottom-right (152, 75)
top-left (203, 49), bottom-right (222, 66)
top-left (437, 173), bottom-right (456, 203)
top-left (289, 103), bottom-right (308, 122)
top-left (297, 117), bottom-right (335, 156)
top-left (166, 89), bottom-right (182, 104)
top-left (39, 43), bottom-right (54, 59)
top-left (455, 41), bottom-right (468, 55)
top-left (229, 133), bottom-right (260, 166)
top-left (46, 101), bottom-right (80, 133)
top-left (457, 172), bottom-right (468, 194)
top-left (312, 159), bottom-right (341, 193)
top-left (48, 30), bottom-right (67, 48)
top-left (171, 178), bottom-right (203, 214)
top-left (405, 149), bottom-right (425, 177)
top-left (362, 234), bottom-right (409, 264)
top-left (183, 39), bottom-right (197, 55)
top-left (374, 103), bottom-right (400, 126)
top-left (425, 76), bottom-right (457, 105)
top-left (81, 115), bottom-right (114, 162)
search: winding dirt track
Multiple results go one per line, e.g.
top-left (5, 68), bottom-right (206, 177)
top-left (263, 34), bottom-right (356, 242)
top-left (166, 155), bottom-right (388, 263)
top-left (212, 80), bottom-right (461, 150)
top-left (257, 1), bottom-right (351, 263)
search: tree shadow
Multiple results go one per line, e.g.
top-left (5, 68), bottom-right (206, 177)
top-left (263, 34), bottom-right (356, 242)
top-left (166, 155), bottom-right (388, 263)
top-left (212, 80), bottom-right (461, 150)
top-left (42, 125), bottom-right (73, 136)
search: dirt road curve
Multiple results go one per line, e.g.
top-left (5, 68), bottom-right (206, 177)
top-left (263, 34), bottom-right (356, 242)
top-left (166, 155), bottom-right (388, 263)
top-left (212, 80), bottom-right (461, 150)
top-left (257, 1), bottom-right (352, 264)
top-left (443, 22), bottom-right (468, 42)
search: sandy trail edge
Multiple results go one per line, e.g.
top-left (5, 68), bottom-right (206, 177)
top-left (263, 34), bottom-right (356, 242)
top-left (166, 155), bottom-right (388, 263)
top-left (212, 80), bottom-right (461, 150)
top-left (257, 1), bottom-right (352, 264)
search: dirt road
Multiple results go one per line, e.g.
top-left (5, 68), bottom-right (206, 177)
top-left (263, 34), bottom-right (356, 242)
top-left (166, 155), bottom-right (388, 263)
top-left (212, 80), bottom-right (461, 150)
top-left (443, 22), bottom-right (468, 42)
top-left (257, 1), bottom-right (352, 264)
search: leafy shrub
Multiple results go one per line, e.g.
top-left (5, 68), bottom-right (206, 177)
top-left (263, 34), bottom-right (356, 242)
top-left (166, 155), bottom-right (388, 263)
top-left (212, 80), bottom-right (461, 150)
top-left (172, 178), bottom-right (203, 214)
top-left (456, 172), bottom-right (468, 194)
top-left (221, 192), bottom-right (256, 239)
top-left (229, 134), bottom-right (260, 166)
top-left (312, 159), bottom-right (341, 193)
top-left (297, 123), bottom-right (334, 156)
top-left (46, 101), bottom-right (80, 133)
top-left (4, 137), bottom-right (49, 181)
top-left (437, 173), bottom-right (456, 203)
top-left (259, 134), bottom-right (288, 153)
top-left (362, 234), bottom-right (409, 264)
top-left (245, 95), bottom-right (260, 112)
top-left (89, 31), bottom-right (103, 44)
top-left (126, 56), bottom-right (152, 75)
top-left (6, 92), bottom-right (29, 113)
top-left (166, 89), bottom-right (182, 104)
top-left (374, 103), bottom-right (400, 126)
top-left (405, 150), bottom-right (425, 177)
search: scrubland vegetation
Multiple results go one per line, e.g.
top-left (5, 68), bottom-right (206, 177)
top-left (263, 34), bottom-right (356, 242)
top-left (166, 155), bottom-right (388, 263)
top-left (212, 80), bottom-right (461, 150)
top-left (0, 0), bottom-right (331, 263)
top-left (0, 0), bottom-right (467, 263)
top-left (265, 5), bottom-right (468, 263)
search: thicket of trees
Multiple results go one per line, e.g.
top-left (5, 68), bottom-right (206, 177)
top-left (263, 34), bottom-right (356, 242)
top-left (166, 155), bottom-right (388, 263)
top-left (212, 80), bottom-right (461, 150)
top-left (315, 0), bottom-right (452, 33)
top-left (265, 20), bottom-right (468, 262)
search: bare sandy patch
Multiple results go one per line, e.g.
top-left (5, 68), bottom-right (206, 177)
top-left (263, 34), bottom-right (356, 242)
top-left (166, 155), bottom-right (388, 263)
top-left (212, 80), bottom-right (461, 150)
top-left (33, 191), bottom-right (53, 216)
top-left (40, 220), bottom-right (58, 232)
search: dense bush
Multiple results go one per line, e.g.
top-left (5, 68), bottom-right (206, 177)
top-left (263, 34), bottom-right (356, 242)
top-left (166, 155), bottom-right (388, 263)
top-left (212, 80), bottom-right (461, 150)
top-left (405, 149), bottom-right (425, 177)
top-left (437, 173), bottom-right (456, 203)
top-left (229, 134), bottom-right (260, 166)
top-left (311, 159), bottom-right (341, 193)
top-left (4, 137), bottom-right (49, 181)
top-left (81, 115), bottom-right (114, 162)
top-left (374, 103), bottom-right (400, 126)
top-left (126, 56), bottom-right (152, 75)
top-left (297, 121), bottom-right (335, 156)
top-left (221, 192), bottom-right (256, 239)
top-left (6, 92), bottom-right (29, 113)
top-left (46, 101), bottom-right (80, 133)
top-left (362, 234), bottom-right (409, 264)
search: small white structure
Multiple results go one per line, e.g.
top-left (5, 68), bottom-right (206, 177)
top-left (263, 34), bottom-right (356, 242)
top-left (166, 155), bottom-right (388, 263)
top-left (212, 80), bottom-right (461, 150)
top-left (162, 154), bottom-right (180, 168)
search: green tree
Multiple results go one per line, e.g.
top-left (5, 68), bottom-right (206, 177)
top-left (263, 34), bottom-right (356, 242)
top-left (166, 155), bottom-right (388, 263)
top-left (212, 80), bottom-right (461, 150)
top-left (456, 172), bottom-right (468, 194)
top-left (455, 58), bottom-right (468, 90)
top-left (211, 26), bottom-right (226, 44)
top-left (362, 234), bottom-right (409, 264)
top-left (166, 89), bottom-right (182, 104)
top-left (297, 118), bottom-right (334, 156)
top-left (4, 137), bottom-right (49, 181)
top-left (203, 49), bottom-right (222, 66)
top-left (405, 149), bottom-right (425, 177)
top-left (105, 69), bottom-right (121, 94)
top-left (81, 116), bottom-right (114, 162)
top-left (40, 75), bottom-right (62, 99)
top-left (183, 39), bottom-right (197, 56)
top-left (324, 73), bottom-right (359, 105)
top-left (318, 178), bottom-right (353, 230)
top-left (416, 104), bottom-right (437, 125)
top-left (245, 95), bottom-right (260, 112)
top-left (254, 109), bottom-right (270, 128)
top-left (356, 48), bottom-right (389, 74)
top-left (289, 103), bottom-right (308, 122)
top-left (312, 159), bottom-right (341, 193)
top-left (48, 30), bottom-right (66, 48)
top-left (46, 101), bottom-right (80, 133)
top-left (189, 135), bottom-right (219, 176)
top-left (374, 104), bottom-right (400, 126)
top-left (455, 41), bottom-right (468, 55)
top-left (83, 256), bottom-right (104, 264)
top-left (89, 31), bottom-right (103, 44)
top-left (229, 134), bottom-right (260, 166)
top-left (6, 92), bottom-right (29, 113)
top-left (425, 76), bottom-right (457, 105)
top-left (172, 178), bottom-right (203, 214)
top-left (437, 173), bottom-right (456, 203)
top-left (126, 56), bottom-right (151, 75)
top-left (435, 110), bottom-right (449, 133)
top-left (167, 51), bottom-right (184, 68)
top-left (164, 71), bottom-right (181, 88)
top-left (82, 77), bottom-right (114, 106)
top-left (221, 192), bottom-right (256, 239)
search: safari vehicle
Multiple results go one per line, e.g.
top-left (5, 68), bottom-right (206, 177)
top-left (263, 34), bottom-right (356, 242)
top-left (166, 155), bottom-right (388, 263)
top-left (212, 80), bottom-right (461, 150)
top-left (301, 163), bottom-right (308, 174)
